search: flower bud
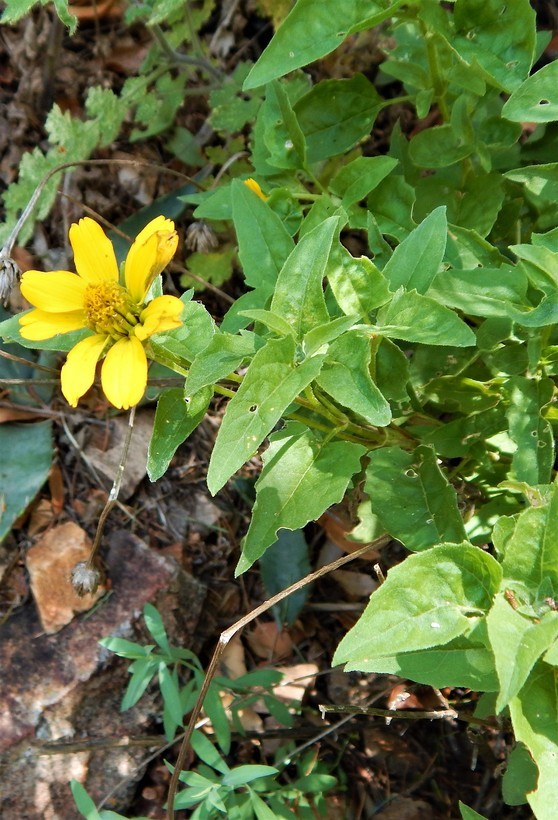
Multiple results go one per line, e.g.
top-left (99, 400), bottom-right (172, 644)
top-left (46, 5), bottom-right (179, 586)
top-left (71, 561), bottom-right (102, 597)
top-left (185, 221), bottom-right (218, 253)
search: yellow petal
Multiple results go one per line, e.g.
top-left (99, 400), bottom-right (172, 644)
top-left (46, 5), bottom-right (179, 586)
top-left (243, 178), bottom-right (267, 201)
top-left (124, 216), bottom-right (178, 303)
top-left (60, 334), bottom-right (108, 407)
top-left (69, 217), bottom-right (119, 284)
top-left (19, 308), bottom-right (86, 341)
top-left (134, 295), bottom-right (184, 341)
top-left (101, 336), bottom-right (147, 409)
top-left (20, 270), bottom-right (87, 312)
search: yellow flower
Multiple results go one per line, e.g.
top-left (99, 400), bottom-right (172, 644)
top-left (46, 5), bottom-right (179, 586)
top-left (243, 178), bottom-right (267, 201)
top-left (19, 216), bottom-right (183, 409)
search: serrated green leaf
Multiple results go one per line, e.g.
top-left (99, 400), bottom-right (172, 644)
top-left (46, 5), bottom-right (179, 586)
top-left (452, 0), bottom-right (536, 92)
top-left (330, 156), bottom-right (398, 209)
top-left (506, 376), bottom-right (554, 485)
top-left (294, 74), bottom-right (382, 163)
top-left (382, 207), bottom-right (447, 294)
top-left (259, 529), bottom-right (310, 625)
top-left (375, 289), bottom-right (476, 347)
top-left (488, 595), bottom-right (558, 713)
top-left (509, 663), bottom-right (558, 820)
top-left (365, 445), bottom-right (467, 551)
top-left (270, 217), bottom-right (337, 339)
top-left (239, 423), bottom-right (366, 573)
top-left (243, 0), bottom-right (407, 88)
top-left (85, 87), bottom-right (127, 147)
top-left (316, 330), bottom-right (391, 426)
top-left (0, 422), bottom-right (53, 543)
top-left (367, 637), bottom-right (498, 691)
top-left (333, 544), bottom-right (502, 666)
top-left (150, 299), bottom-right (216, 364)
top-left (185, 333), bottom-right (260, 396)
top-left (207, 336), bottom-right (325, 495)
top-left (428, 265), bottom-right (528, 318)
top-left (232, 178), bottom-right (294, 289)
top-left (147, 387), bottom-right (212, 482)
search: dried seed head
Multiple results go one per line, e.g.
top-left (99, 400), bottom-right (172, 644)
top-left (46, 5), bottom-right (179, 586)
top-left (185, 221), bottom-right (218, 253)
top-left (0, 255), bottom-right (20, 305)
top-left (71, 561), bottom-right (101, 597)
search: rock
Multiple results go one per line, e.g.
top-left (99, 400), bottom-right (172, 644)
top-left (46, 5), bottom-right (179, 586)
top-left (85, 410), bottom-right (154, 500)
top-left (0, 531), bottom-right (206, 819)
top-left (25, 522), bottom-right (106, 634)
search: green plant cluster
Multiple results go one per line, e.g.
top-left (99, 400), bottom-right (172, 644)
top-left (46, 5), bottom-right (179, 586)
top-left (73, 605), bottom-right (336, 819)
top-left (4, 0), bottom-right (558, 817)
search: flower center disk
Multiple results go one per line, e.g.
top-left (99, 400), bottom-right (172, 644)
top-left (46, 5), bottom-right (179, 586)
top-left (83, 281), bottom-right (136, 336)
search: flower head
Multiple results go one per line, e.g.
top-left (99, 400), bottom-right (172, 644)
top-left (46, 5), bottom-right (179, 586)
top-left (19, 216), bottom-right (182, 409)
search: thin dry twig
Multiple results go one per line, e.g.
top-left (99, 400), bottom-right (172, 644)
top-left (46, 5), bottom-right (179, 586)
top-left (166, 535), bottom-right (390, 819)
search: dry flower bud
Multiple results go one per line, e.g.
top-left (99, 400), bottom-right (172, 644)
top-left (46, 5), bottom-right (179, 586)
top-left (0, 255), bottom-right (20, 305)
top-left (71, 561), bottom-right (101, 597)
top-left (185, 221), bottom-right (218, 253)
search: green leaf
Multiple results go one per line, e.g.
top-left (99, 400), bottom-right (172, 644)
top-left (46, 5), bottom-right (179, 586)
top-left (0, 422), bottom-right (53, 543)
top-left (366, 633), bottom-right (498, 691)
top-left (259, 529), bottom-right (311, 626)
top-left (333, 544), bottom-right (502, 667)
top-left (159, 663), bottom-right (184, 735)
top-left (190, 731), bottom-right (230, 775)
top-left (428, 265), bottom-right (528, 318)
top-left (185, 333), bottom-right (260, 396)
top-left (147, 387), bottom-right (212, 482)
top-left (375, 289), bottom-right (476, 347)
top-left (316, 330), bottom-right (392, 426)
top-left (294, 74), bottom-right (382, 163)
top-left (459, 803), bottom-right (488, 820)
top-left (232, 179), bottom-right (294, 289)
top-left (382, 207), bottom-right (447, 294)
top-left (98, 636), bottom-right (154, 660)
top-left (503, 61), bottom-right (558, 123)
top-left (502, 744), bottom-right (538, 806)
top-left (365, 445), bottom-right (467, 551)
top-left (506, 376), bottom-right (554, 485)
top-left (368, 174), bottom-right (416, 241)
top-left (501, 484), bottom-right (558, 591)
top-left (509, 663), bottom-right (558, 819)
top-left (70, 780), bottom-right (102, 820)
top-left (143, 604), bottom-right (171, 655)
top-left (270, 217), bottom-right (337, 339)
top-left (303, 314), bottom-right (360, 357)
top-left (452, 0), bottom-right (536, 92)
top-left (150, 299), bottom-right (216, 365)
top-left (327, 243), bottom-right (391, 319)
top-left (207, 337), bottom-right (325, 495)
top-left (222, 765), bottom-right (279, 788)
top-left (203, 684), bottom-right (231, 754)
top-left (330, 156), bottom-right (398, 209)
top-left (409, 124), bottom-right (473, 168)
top-left (263, 81), bottom-right (307, 169)
top-left (120, 659), bottom-right (158, 711)
top-left (240, 309), bottom-right (295, 338)
top-left (239, 423), bottom-right (366, 573)
top-left (487, 595), bottom-right (558, 713)
top-left (243, 0), bottom-right (407, 89)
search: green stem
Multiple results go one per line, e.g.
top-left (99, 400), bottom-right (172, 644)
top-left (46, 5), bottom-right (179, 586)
top-left (424, 27), bottom-right (449, 121)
